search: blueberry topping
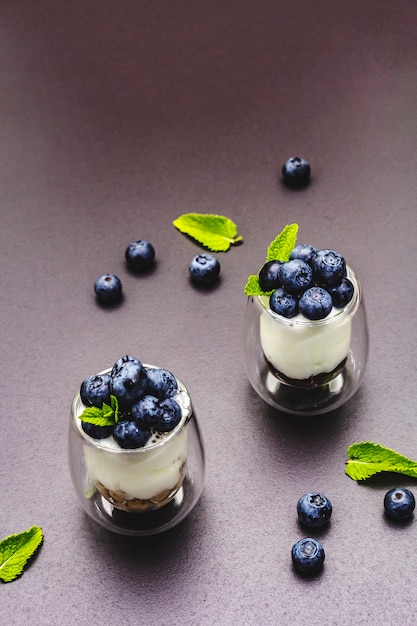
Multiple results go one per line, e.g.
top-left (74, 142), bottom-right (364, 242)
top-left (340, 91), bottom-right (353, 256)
top-left (158, 398), bottom-right (182, 432)
top-left (132, 395), bottom-right (164, 429)
top-left (146, 368), bottom-right (178, 398)
top-left (328, 278), bottom-right (354, 308)
top-left (125, 239), bottom-right (155, 272)
top-left (299, 287), bottom-right (333, 320)
top-left (384, 487), bottom-right (415, 521)
top-left (82, 422), bottom-right (114, 440)
top-left (94, 273), bottom-right (123, 303)
top-left (111, 355), bottom-right (142, 377)
top-left (258, 260), bottom-right (283, 292)
top-left (113, 420), bottom-right (149, 449)
top-left (280, 259), bottom-right (313, 294)
top-left (289, 244), bottom-right (317, 264)
top-left (110, 359), bottom-right (148, 410)
top-left (297, 492), bottom-right (333, 528)
top-left (189, 253), bottom-right (220, 285)
top-left (269, 288), bottom-right (298, 318)
top-left (80, 374), bottom-right (111, 408)
top-left (312, 249), bottom-right (346, 287)
top-left (282, 156), bottom-right (311, 188)
top-left (291, 538), bottom-right (325, 576)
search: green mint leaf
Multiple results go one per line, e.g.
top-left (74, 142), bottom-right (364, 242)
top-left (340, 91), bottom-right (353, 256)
top-left (346, 442), bottom-right (417, 481)
top-left (0, 526), bottom-right (43, 583)
top-left (266, 223), bottom-right (299, 262)
top-left (78, 394), bottom-right (119, 427)
top-left (173, 213), bottom-right (243, 252)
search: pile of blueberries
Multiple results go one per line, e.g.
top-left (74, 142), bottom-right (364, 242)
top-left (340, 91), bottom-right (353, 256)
top-left (79, 355), bottom-right (182, 449)
top-left (259, 245), bottom-right (355, 320)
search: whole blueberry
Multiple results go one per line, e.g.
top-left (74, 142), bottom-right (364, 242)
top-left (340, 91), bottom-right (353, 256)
top-left (311, 249), bottom-right (346, 287)
top-left (125, 239), bottom-right (155, 272)
top-left (158, 398), bottom-right (182, 432)
top-left (189, 253), bottom-right (220, 285)
top-left (111, 355), bottom-right (142, 377)
top-left (282, 156), bottom-right (311, 188)
top-left (94, 274), bottom-right (123, 303)
top-left (280, 259), bottom-right (313, 294)
top-left (132, 395), bottom-right (164, 429)
top-left (328, 277), bottom-right (354, 308)
top-left (80, 373), bottom-right (111, 408)
top-left (110, 359), bottom-right (148, 410)
top-left (146, 368), bottom-right (178, 398)
top-left (297, 492), bottom-right (333, 528)
top-left (259, 260), bottom-right (283, 292)
top-left (113, 420), bottom-right (149, 449)
top-left (291, 538), bottom-right (325, 576)
top-left (289, 244), bottom-right (317, 264)
top-left (269, 288), bottom-right (298, 318)
top-left (384, 487), bottom-right (415, 521)
top-left (82, 422), bottom-right (114, 440)
top-left (299, 287), bottom-right (333, 320)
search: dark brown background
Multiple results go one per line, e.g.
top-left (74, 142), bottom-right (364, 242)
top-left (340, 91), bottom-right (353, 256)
top-left (2, 2), bottom-right (417, 624)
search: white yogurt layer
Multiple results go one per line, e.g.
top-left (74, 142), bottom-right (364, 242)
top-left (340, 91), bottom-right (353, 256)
top-left (75, 378), bottom-right (190, 501)
top-left (259, 271), bottom-right (357, 380)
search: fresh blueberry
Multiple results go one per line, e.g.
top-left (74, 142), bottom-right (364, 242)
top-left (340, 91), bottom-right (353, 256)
top-left (269, 288), bottom-right (298, 318)
top-left (111, 355), bottom-right (142, 377)
top-left (146, 368), bottom-right (178, 398)
top-left (289, 244), bottom-right (317, 264)
top-left (110, 358), bottom-right (148, 410)
top-left (94, 274), bottom-right (123, 303)
top-left (113, 420), bottom-right (149, 449)
top-left (328, 277), bottom-right (354, 308)
top-left (125, 239), bottom-right (155, 272)
top-left (81, 422), bottom-right (114, 440)
top-left (258, 260), bottom-right (283, 292)
top-left (158, 398), bottom-right (182, 432)
top-left (291, 538), bottom-right (325, 576)
top-left (299, 287), bottom-right (333, 320)
top-left (189, 253), bottom-right (220, 285)
top-left (132, 395), bottom-right (164, 429)
top-left (297, 492), bottom-right (333, 528)
top-left (384, 487), bottom-right (415, 521)
top-left (280, 259), bottom-right (313, 294)
top-left (282, 156), bottom-right (311, 188)
top-left (80, 373), bottom-right (111, 408)
top-left (311, 249), bottom-right (346, 287)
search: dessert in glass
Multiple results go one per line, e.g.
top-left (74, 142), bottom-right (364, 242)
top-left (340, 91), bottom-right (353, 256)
top-left (68, 356), bottom-right (205, 535)
top-left (244, 225), bottom-right (368, 415)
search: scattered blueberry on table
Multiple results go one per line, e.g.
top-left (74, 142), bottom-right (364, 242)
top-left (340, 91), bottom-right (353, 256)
top-left (125, 239), bottom-right (156, 272)
top-left (297, 492), bottom-right (333, 528)
top-left (282, 156), bottom-right (311, 188)
top-left (291, 537), bottom-right (325, 576)
top-left (189, 253), bottom-right (220, 285)
top-left (384, 487), bottom-right (415, 521)
top-left (94, 273), bottom-right (123, 303)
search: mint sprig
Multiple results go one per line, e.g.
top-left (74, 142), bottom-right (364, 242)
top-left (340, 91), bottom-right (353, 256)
top-left (78, 394), bottom-right (119, 427)
top-left (0, 526), bottom-right (43, 583)
top-left (346, 442), bottom-right (417, 481)
top-left (244, 223), bottom-right (298, 296)
top-left (173, 213), bottom-right (243, 252)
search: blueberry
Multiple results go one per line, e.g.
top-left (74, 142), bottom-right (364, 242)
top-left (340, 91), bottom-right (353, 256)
top-left (146, 368), bottom-right (178, 398)
top-left (280, 259), bottom-right (313, 294)
top-left (291, 538), bottom-right (325, 576)
top-left (111, 355), bottom-right (142, 377)
top-left (80, 373), bottom-right (111, 408)
top-left (110, 358), bottom-right (148, 410)
top-left (269, 288), bottom-right (298, 318)
top-left (299, 287), bottom-right (333, 320)
top-left (132, 395), bottom-right (164, 429)
top-left (328, 277), bottom-right (354, 308)
top-left (113, 420), bottom-right (149, 449)
top-left (297, 492), bottom-right (333, 528)
top-left (282, 156), bottom-right (311, 188)
top-left (384, 487), bottom-right (415, 521)
top-left (81, 422), bottom-right (114, 440)
top-left (258, 260), bottom-right (283, 292)
top-left (94, 274), bottom-right (123, 303)
top-left (158, 398), bottom-right (182, 432)
top-left (289, 244), bottom-right (317, 264)
top-left (125, 239), bottom-right (155, 272)
top-left (311, 249), bottom-right (346, 287)
top-left (189, 253), bottom-right (220, 285)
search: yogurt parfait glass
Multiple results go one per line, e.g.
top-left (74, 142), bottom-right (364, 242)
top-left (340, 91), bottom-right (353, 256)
top-left (68, 360), bottom-right (205, 536)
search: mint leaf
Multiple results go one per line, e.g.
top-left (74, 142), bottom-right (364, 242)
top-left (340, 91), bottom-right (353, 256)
top-left (79, 394), bottom-right (119, 426)
top-left (173, 213), bottom-right (243, 252)
top-left (346, 442), bottom-right (417, 481)
top-left (0, 526), bottom-right (43, 583)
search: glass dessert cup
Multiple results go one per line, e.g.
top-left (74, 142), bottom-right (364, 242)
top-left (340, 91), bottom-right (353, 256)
top-left (68, 366), bottom-right (205, 536)
top-left (244, 267), bottom-right (368, 416)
